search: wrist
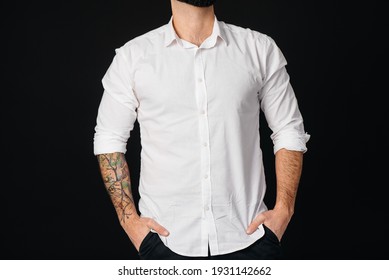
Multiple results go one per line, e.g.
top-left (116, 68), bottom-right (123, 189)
top-left (119, 212), bottom-right (140, 227)
top-left (274, 203), bottom-right (294, 219)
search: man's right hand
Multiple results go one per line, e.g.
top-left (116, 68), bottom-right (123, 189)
top-left (122, 216), bottom-right (170, 252)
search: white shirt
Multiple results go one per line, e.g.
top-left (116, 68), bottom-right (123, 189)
top-left (93, 16), bottom-right (310, 257)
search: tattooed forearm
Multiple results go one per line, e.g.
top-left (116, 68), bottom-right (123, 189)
top-left (97, 153), bottom-right (136, 222)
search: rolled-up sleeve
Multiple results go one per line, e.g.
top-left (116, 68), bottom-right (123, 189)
top-left (93, 47), bottom-right (139, 155)
top-left (259, 36), bottom-right (310, 154)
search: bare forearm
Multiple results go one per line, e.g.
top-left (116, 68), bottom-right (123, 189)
top-left (274, 148), bottom-right (303, 215)
top-left (97, 152), bottom-right (138, 223)
top-left (246, 148), bottom-right (304, 238)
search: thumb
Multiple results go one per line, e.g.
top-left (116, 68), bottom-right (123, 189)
top-left (149, 219), bottom-right (170, 237)
top-left (246, 213), bottom-right (266, 235)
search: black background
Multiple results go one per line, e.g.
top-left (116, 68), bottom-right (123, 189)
top-left (2, 0), bottom-right (387, 260)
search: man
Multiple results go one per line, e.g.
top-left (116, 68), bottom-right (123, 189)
top-left (93, 0), bottom-right (310, 260)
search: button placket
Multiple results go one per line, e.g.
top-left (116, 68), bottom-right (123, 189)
top-left (194, 48), bottom-right (209, 255)
top-left (194, 48), bottom-right (219, 255)
top-left (194, 49), bottom-right (209, 200)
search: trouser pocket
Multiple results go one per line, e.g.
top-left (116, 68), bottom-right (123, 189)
top-left (138, 231), bottom-right (154, 257)
top-left (263, 224), bottom-right (281, 244)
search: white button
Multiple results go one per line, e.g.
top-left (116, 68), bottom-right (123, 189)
top-left (204, 174), bottom-right (208, 179)
top-left (205, 206), bottom-right (210, 211)
top-left (198, 78), bottom-right (203, 83)
top-left (200, 110), bottom-right (206, 115)
top-left (203, 142), bottom-right (208, 147)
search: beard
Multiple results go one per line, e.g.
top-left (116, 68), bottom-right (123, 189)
top-left (177, 0), bottom-right (216, 7)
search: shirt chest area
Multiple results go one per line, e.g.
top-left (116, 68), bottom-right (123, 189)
top-left (132, 47), bottom-right (262, 116)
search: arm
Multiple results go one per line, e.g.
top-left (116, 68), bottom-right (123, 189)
top-left (246, 36), bottom-right (309, 240)
top-left (94, 48), bottom-right (169, 251)
top-left (246, 148), bottom-right (303, 240)
top-left (274, 148), bottom-right (303, 216)
top-left (97, 152), bottom-right (169, 251)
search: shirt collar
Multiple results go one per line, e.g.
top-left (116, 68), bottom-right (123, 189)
top-left (164, 15), bottom-right (228, 48)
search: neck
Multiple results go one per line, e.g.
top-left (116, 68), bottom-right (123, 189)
top-left (171, 1), bottom-right (215, 47)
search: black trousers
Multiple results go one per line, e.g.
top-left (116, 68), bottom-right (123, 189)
top-left (138, 225), bottom-right (283, 260)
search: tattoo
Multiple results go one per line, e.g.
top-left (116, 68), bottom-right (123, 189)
top-left (97, 153), bottom-right (134, 222)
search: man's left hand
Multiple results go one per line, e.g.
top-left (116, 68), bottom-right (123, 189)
top-left (246, 207), bottom-right (293, 242)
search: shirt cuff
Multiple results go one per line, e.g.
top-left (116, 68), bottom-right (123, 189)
top-left (93, 135), bottom-right (127, 155)
top-left (273, 132), bottom-right (311, 154)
